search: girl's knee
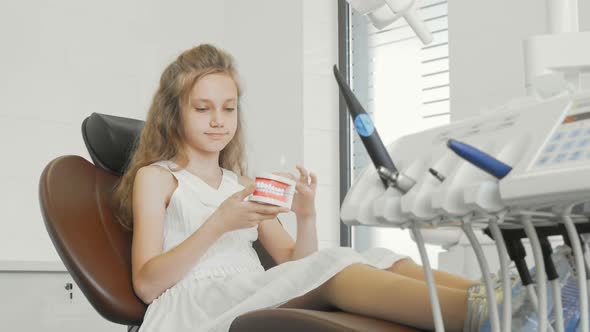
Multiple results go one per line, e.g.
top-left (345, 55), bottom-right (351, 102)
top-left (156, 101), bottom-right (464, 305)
top-left (387, 258), bottom-right (415, 273)
top-left (325, 263), bottom-right (372, 287)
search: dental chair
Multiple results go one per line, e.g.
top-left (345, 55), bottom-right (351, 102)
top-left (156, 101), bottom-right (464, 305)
top-left (38, 112), bottom-right (421, 332)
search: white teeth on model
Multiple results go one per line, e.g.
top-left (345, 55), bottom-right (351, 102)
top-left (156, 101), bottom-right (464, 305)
top-left (257, 188), bottom-right (284, 196)
top-left (256, 182), bottom-right (286, 195)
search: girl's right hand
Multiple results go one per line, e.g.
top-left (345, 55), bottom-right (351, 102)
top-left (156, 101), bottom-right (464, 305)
top-left (210, 184), bottom-right (290, 234)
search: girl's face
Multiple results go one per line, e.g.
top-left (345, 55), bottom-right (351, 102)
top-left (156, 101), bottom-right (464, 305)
top-left (181, 73), bottom-right (239, 155)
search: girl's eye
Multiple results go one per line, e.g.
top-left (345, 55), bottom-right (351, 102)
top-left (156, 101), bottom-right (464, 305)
top-left (225, 108), bottom-right (235, 112)
top-left (195, 108), bottom-right (208, 112)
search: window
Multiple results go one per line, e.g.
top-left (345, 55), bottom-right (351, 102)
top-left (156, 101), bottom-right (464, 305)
top-left (345, 0), bottom-right (450, 264)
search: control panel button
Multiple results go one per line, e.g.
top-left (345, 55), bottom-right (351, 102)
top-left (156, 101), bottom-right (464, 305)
top-left (544, 144), bottom-right (558, 153)
top-left (569, 151), bottom-right (583, 161)
top-left (561, 141), bottom-right (575, 151)
top-left (536, 156), bottom-right (550, 167)
top-left (551, 132), bottom-right (566, 141)
top-left (579, 138), bottom-right (590, 148)
top-left (569, 129), bottom-right (582, 138)
top-left (554, 153), bottom-right (568, 163)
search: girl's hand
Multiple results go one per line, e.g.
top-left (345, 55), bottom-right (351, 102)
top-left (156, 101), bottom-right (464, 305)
top-left (210, 184), bottom-right (289, 234)
top-left (274, 165), bottom-right (317, 221)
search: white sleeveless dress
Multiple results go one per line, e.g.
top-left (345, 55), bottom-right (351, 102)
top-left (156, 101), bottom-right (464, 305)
top-left (138, 160), bottom-right (408, 332)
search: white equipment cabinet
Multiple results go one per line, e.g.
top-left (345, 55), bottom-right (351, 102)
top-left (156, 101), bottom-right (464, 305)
top-left (0, 261), bottom-right (122, 331)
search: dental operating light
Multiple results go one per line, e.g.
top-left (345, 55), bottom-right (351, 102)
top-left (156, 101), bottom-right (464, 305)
top-left (346, 0), bottom-right (433, 45)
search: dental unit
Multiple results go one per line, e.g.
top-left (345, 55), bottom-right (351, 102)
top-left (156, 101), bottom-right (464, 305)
top-left (339, 84), bottom-right (590, 331)
top-left (339, 0), bottom-right (590, 331)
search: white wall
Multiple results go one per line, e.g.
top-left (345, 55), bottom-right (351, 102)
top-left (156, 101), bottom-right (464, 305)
top-left (0, 0), bottom-right (223, 263)
top-left (302, 0), bottom-right (341, 250)
top-left (449, 0), bottom-right (590, 121)
top-left (222, 0), bottom-right (304, 239)
top-left (0, 0), bottom-right (342, 266)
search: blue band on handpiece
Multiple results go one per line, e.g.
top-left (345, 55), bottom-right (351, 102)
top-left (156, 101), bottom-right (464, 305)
top-left (354, 114), bottom-right (375, 137)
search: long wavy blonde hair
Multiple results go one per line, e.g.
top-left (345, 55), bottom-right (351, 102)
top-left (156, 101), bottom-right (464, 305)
top-left (112, 44), bottom-right (247, 230)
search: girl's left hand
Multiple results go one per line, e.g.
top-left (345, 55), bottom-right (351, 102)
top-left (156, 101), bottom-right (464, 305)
top-left (274, 165), bottom-right (317, 220)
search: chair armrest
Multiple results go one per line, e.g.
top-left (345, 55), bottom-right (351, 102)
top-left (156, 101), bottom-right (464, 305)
top-left (230, 308), bottom-right (424, 332)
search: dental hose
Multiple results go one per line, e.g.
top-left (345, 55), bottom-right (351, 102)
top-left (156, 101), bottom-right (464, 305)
top-left (446, 136), bottom-right (547, 331)
top-left (462, 217), bottom-right (500, 332)
top-left (521, 215), bottom-right (549, 332)
top-left (488, 214), bottom-right (512, 332)
top-left (443, 140), bottom-right (510, 331)
top-left (585, 243), bottom-right (590, 306)
top-left (526, 284), bottom-right (540, 314)
top-left (562, 205), bottom-right (589, 332)
top-left (504, 233), bottom-right (556, 332)
top-left (525, 285), bottom-right (558, 332)
top-left (583, 238), bottom-right (590, 307)
top-left (502, 227), bottom-right (556, 332)
top-left (563, 227), bottom-right (590, 304)
top-left (538, 235), bottom-right (564, 332)
top-left (581, 235), bottom-right (590, 274)
top-left (551, 271), bottom-right (563, 332)
top-left (411, 226), bottom-right (445, 332)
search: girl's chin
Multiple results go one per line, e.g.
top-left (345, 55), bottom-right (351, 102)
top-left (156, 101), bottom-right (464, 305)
top-left (187, 141), bottom-right (228, 154)
top-left (202, 143), bottom-right (228, 153)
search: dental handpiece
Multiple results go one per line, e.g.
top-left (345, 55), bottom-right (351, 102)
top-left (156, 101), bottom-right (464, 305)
top-left (333, 65), bottom-right (415, 193)
top-left (501, 236), bottom-right (534, 287)
top-left (492, 229), bottom-right (544, 305)
top-left (377, 166), bottom-right (416, 193)
top-left (447, 139), bottom-right (512, 179)
top-left (428, 168), bottom-right (446, 182)
top-left (539, 236), bottom-right (559, 281)
top-left (502, 236), bottom-right (544, 324)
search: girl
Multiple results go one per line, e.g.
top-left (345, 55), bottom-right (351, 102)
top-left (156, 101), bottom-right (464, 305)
top-left (112, 44), bottom-right (504, 332)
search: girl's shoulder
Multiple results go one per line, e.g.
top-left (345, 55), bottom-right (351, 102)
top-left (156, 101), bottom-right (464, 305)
top-left (144, 160), bottom-right (187, 178)
top-left (135, 162), bottom-right (178, 208)
top-left (138, 160), bottom-right (179, 180)
top-left (148, 160), bottom-right (182, 171)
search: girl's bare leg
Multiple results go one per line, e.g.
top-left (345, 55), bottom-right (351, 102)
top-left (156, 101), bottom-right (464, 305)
top-left (280, 263), bottom-right (467, 332)
top-left (388, 258), bottom-right (476, 291)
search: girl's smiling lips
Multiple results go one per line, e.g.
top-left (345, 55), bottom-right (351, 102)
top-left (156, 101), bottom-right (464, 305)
top-left (205, 132), bottom-right (226, 138)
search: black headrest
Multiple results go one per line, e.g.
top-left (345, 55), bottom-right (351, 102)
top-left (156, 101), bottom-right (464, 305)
top-left (82, 113), bottom-right (144, 176)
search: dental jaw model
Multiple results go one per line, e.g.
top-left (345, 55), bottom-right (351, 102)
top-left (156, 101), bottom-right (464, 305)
top-left (249, 173), bottom-right (296, 209)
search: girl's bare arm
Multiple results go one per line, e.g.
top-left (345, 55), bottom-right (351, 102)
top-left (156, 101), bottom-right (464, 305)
top-left (131, 166), bottom-right (224, 304)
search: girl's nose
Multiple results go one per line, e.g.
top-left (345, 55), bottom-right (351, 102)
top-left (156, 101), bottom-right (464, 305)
top-left (210, 119), bottom-right (224, 127)
top-left (210, 111), bottom-right (224, 127)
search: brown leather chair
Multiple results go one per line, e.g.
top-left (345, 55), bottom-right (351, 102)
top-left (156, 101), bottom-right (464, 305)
top-left (38, 112), bottom-right (421, 332)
